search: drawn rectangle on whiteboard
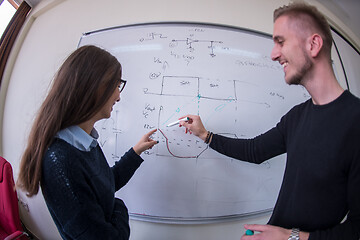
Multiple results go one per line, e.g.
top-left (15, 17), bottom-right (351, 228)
top-left (78, 22), bottom-right (310, 223)
top-left (161, 76), bottom-right (199, 96)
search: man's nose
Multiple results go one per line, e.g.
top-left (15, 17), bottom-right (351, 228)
top-left (271, 45), bottom-right (280, 61)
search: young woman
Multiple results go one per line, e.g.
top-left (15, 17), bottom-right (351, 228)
top-left (17, 45), bottom-right (158, 240)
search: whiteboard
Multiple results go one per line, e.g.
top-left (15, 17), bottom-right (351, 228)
top-left (78, 23), bottom-right (310, 223)
top-left (332, 30), bottom-right (360, 98)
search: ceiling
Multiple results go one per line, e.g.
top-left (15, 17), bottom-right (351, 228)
top-left (15, 0), bottom-right (360, 44)
top-left (316, 0), bottom-right (360, 43)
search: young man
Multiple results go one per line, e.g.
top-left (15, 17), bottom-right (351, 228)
top-left (180, 3), bottom-right (360, 240)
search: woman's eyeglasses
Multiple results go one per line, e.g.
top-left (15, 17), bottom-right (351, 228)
top-left (119, 79), bottom-right (127, 93)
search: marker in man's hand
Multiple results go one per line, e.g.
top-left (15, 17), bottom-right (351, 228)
top-left (166, 117), bottom-right (189, 127)
top-left (245, 229), bottom-right (254, 236)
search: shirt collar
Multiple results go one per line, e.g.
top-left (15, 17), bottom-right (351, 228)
top-left (55, 125), bottom-right (99, 151)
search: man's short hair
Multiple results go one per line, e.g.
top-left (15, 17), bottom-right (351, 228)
top-left (274, 2), bottom-right (333, 60)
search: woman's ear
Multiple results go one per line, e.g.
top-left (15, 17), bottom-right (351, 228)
top-left (308, 33), bottom-right (323, 58)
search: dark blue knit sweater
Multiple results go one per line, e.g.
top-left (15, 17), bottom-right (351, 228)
top-left (42, 138), bottom-right (143, 240)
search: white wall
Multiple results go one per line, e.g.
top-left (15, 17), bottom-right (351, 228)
top-left (0, 0), bottom-right (359, 239)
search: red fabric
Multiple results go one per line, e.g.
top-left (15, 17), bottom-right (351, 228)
top-left (4, 231), bottom-right (26, 240)
top-left (0, 157), bottom-right (25, 240)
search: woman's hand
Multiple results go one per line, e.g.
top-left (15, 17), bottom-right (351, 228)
top-left (133, 129), bottom-right (158, 155)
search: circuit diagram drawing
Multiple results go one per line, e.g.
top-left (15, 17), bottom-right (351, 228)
top-left (170, 38), bottom-right (223, 57)
top-left (82, 23), bottom-right (311, 220)
top-left (94, 25), bottom-right (307, 161)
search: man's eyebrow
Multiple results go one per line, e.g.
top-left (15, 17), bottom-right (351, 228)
top-left (273, 35), bottom-right (284, 42)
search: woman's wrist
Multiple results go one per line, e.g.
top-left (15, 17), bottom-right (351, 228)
top-left (132, 146), bottom-right (141, 155)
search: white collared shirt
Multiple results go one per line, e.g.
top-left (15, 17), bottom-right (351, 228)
top-left (55, 125), bottom-right (99, 152)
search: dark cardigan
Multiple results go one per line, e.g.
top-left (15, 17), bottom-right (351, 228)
top-left (42, 138), bottom-right (143, 240)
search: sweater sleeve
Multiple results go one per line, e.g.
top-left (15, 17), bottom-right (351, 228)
top-left (111, 148), bottom-right (144, 191)
top-left (42, 146), bottom-right (129, 240)
top-left (209, 126), bottom-right (286, 164)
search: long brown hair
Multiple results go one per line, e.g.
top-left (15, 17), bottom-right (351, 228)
top-left (17, 45), bottom-right (122, 196)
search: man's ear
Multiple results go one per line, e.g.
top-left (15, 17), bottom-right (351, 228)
top-left (308, 33), bottom-right (323, 58)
